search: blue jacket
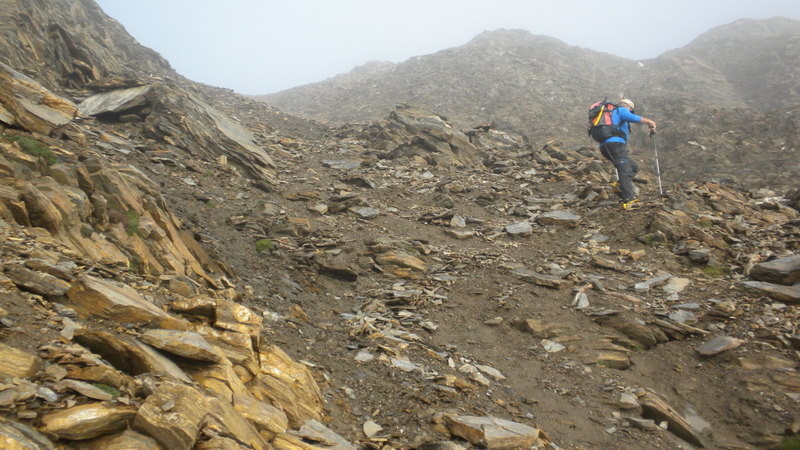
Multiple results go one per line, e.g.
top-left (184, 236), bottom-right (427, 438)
top-left (603, 106), bottom-right (643, 144)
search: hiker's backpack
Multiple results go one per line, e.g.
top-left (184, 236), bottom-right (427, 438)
top-left (587, 99), bottom-right (625, 143)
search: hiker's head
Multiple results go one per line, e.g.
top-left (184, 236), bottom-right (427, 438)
top-left (619, 98), bottom-right (635, 110)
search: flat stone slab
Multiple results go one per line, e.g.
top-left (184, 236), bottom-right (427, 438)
top-left (663, 277), bottom-right (691, 294)
top-left (505, 221), bottom-right (533, 235)
top-left (750, 254), bottom-right (800, 285)
top-left (697, 335), bottom-right (744, 356)
top-left (293, 419), bottom-right (355, 449)
top-left (513, 268), bottom-right (572, 289)
top-left (639, 391), bottom-right (706, 447)
top-left (67, 275), bottom-right (183, 327)
top-left (5, 265), bottom-right (71, 297)
top-left (141, 329), bottom-right (223, 363)
top-left (321, 160), bottom-right (361, 170)
top-left (39, 403), bottom-right (137, 441)
top-left (634, 273), bottom-right (672, 292)
top-left (78, 85), bottom-right (152, 116)
top-left (591, 255), bottom-right (626, 272)
top-left (535, 210), bottom-right (581, 227)
top-left (349, 206), bottom-right (379, 219)
top-left (443, 415), bottom-right (543, 449)
top-left (445, 229), bottom-right (475, 240)
top-left (739, 281), bottom-right (800, 304)
top-left (596, 351), bottom-right (631, 370)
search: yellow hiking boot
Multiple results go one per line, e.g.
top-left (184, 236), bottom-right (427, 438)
top-left (621, 199), bottom-right (641, 210)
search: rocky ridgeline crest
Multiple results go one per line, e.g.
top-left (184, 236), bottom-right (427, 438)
top-left (1, 0), bottom-right (800, 448)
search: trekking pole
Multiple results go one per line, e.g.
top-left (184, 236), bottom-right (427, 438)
top-left (651, 131), bottom-right (664, 197)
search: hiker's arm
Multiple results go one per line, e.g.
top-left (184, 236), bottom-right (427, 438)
top-left (620, 108), bottom-right (657, 131)
top-left (640, 117), bottom-right (656, 131)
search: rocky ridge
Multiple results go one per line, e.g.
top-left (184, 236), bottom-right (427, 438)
top-left (0, 1), bottom-right (799, 449)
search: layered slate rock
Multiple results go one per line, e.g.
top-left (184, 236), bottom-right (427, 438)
top-left (0, 343), bottom-right (41, 378)
top-left (750, 254), bottom-right (800, 285)
top-left (78, 85), bottom-right (153, 117)
top-left (4, 264), bottom-right (71, 297)
top-left (133, 382), bottom-right (211, 450)
top-left (67, 275), bottom-right (182, 327)
top-left (82, 429), bottom-right (160, 450)
top-left (738, 281), bottom-right (800, 304)
top-left (443, 415), bottom-right (545, 449)
top-left (0, 0), bottom-right (175, 90)
top-left (535, 210), bottom-right (581, 227)
top-left (696, 336), bottom-right (744, 357)
top-left (233, 393), bottom-right (289, 436)
top-left (142, 84), bottom-right (277, 183)
top-left (364, 106), bottom-right (486, 168)
top-left (74, 330), bottom-right (192, 383)
top-left (248, 346), bottom-right (325, 428)
top-left (140, 329), bottom-right (223, 363)
top-left (0, 416), bottom-right (57, 449)
top-left (513, 268), bottom-right (572, 289)
top-left (39, 403), bottom-right (137, 441)
top-left (0, 63), bottom-right (78, 136)
top-left (0, 133), bottom-right (221, 285)
top-left (639, 391), bottom-right (706, 447)
top-left (204, 396), bottom-right (269, 450)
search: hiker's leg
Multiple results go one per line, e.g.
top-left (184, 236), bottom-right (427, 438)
top-left (599, 144), bottom-right (613, 163)
top-left (607, 143), bottom-right (636, 202)
top-left (599, 144), bottom-right (622, 197)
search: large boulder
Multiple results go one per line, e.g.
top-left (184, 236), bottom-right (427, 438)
top-left (750, 254), bottom-right (800, 285)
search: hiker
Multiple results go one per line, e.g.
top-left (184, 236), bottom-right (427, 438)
top-left (593, 98), bottom-right (657, 210)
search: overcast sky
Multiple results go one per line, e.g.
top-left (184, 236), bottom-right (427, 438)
top-left (94, 0), bottom-right (800, 95)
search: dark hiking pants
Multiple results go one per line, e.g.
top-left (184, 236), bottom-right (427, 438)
top-left (600, 141), bottom-right (639, 202)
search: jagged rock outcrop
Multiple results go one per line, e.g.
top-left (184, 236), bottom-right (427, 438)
top-left (0, 132), bottom-right (225, 284)
top-left (0, 55), bottom-right (336, 446)
top-left (0, 0), bottom-right (176, 91)
top-left (78, 82), bottom-right (277, 183)
top-left (0, 63), bottom-right (80, 137)
top-left (1, 172), bottom-right (332, 448)
top-left (356, 105), bottom-right (487, 168)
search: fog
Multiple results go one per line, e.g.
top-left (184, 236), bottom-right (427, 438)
top-left (93, 0), bottom-right (800, 95)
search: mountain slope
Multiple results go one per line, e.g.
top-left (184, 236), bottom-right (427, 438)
top-left (1, 2), bottom-right (800, 449)
top-left (260, 18), bottom-right (800, 125)
top-left (662, 17), bottom-right (800, 112)
top-left (258, 19), bottom-right (800, 191)
top-left (260, 30), bottom-right (642, 136)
